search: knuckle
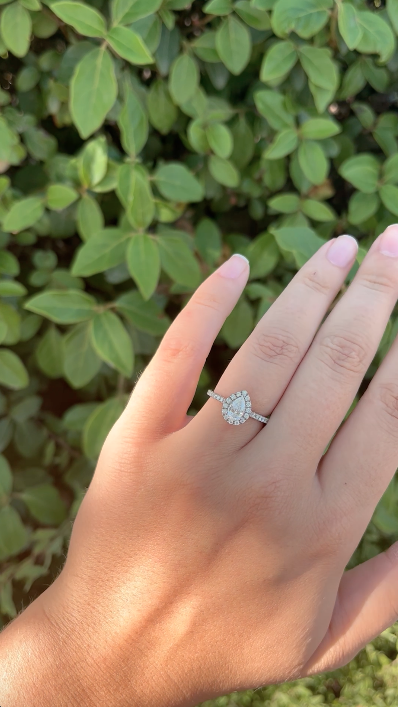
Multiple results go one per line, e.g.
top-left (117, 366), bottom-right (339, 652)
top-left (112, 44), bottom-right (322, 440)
top-left (158, 334), bottom-right (198, 365)
top-left (317, 332), bottom-right (368, 377)
top-left (250, 329), bottom-right (301, 368)
top-left (371, 382), bottom-right (398, 437)
top-left (359, 270), bottom-right (397, 295)
top-left (301, 269), bottom-right (331, 296)
top-left (191, 292), bottom-right (222, 315)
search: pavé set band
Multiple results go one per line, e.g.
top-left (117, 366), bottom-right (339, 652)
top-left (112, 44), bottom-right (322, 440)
top-left (207, 390), bottom-right (269, 426)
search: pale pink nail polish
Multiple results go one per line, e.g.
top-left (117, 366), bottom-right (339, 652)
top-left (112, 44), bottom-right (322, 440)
top-left (379, 224), bottom-right (398, 257)
top-left (327, 235), bottom-right (358, 268)
top-left (218, 254), bottom-right (249, 279)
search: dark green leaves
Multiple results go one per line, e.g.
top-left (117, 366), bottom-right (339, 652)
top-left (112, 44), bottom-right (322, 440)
top-left (118, 86), bottom-right (148, 157)
top-left (298, 141), bottom-right (328, 186)
top-left (127, 234), bottom-right (160, 300)
top-left (216, 15), bottom-right (252, 75)
top-left (70, 48), bottom-right (117, 138)
top-left (154, 163), bottom-right (204, 202)
top-left (3, 197), bottom-right (44, 233)
top-left (83, 398), bottom-right (126, 459)
top-left (21, 485), bottom-right (67, 525)
top-left (339, 154), bottom-right (380, 193)
top-left (271, 0), bottom-right (333, 39)
top-left (25, 290), bottom-right (97, 324)
top-left (0, 350), bottom-right (29, 390)
top-left (91, 311), bottom-right (134, 377)
top-left (169, 54), bottom-right (199, 104)
top-left (157, 232), bottom-right (201, 287)
top-left (0, 506), bottom-right (28, 561)
top-left (72, 229), bottom-right (129, 277)
top-left (117, 164), bottom-right (155, 230)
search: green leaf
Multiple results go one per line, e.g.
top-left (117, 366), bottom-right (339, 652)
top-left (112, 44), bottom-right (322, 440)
top-left (16, 65), bottom-right (40, 92)
top-left (70, 47), bottom-right (117, 139)
top-left (192, 31), bottom-right (220, 63)
top-left (72, 229), bottom-right (129, 277)
top-left (117, 164), bottom-right (155, 230)
top-left (78, 136), bottom-right (108, 188)
top-left (301, 199), bottom-right (335, 222)
top-left (299, 46), bottom-right (338, 91)
top-left (147, 79), bottom-right (178, 135)
top-left (1, 2), bottom-right (32, 57)
top-left (116, 290), bottom-right (170, 335)
top-left (0, 281), bottom-right (27, 297)
top-left (206, 123), bottom-right (233, 159)
top-left (222, 298), bottom-right (253, 348)
top-left (348, 191), bottom-right (380, 225)
top-left (216, 15), bottom-right (251, 75)
top-left (0, 350), bottom-right (29, 390)
top-left (263, 129), bottom-right (298, 160)
top-left (188, 119), bottom-right (210, 154)
top-left (0, 251), bottom-right (19, 276)
top-left (234, 0), bottom-right (270, 29)
top-left (0, 454), bottom-right (12, 504)
top-left (63, 322), bottom-right (101, 388)
top-left (0, 580), bottom-right (17, 619)
top-left (300, 118), bottom-right (341, 140)
top-left (337, 3), bottom-right (363, 51)
top-left (204, 0), bottom-right (232, 15)
top-left (46, 184), bottom-right (79, 211)
top-left (339, 154), bottom-right (380, 194)
top-left (118, 85), bottom-right (148, 157)
top-left (21, 484), bottom-right (67, 525)
top-left (0, 506), bottom-right (28, 561)
top-left (2, 197), bottom-right (44, 233)
top-left (83, 397), bottom-right (126, 459)
top-left (271, 0), bottom-right (332, 39)
top-left (25, 290), bottom-right (97, 324)
top-left (194, 218), bottom-right (222, 265)
top-left (36, 326), bottom-right (64, 378)
top-left (356, 11), bottom-right (396, 65)
top-left (111, 0), bottom-right (162, 25)
top-left (157, 233), bottom-right (201, 287)
top-left (154, 163), bottom-right (204, 202)
top-left (298, 141), bottom-right (328, 186)
top-left (260, 40), bottom-right (298, 85)
top-left (272, 225), bottom-right (325, 263)
top-left (254, 89), bottom-right (295, 130)
top-left (387, 0), bottom-right (398, 35)
top-left (107, 26), bottom-right (154, 64)
top-left (169, 53), bottom-right (199, 105)
top-left (0, 303), bottom-right (20, 345)
top-left (268, 193), bottom-right (300, 213)
top-left (51, 1), bottom-right (107, 37)
top-left (208, 155), bottom-right (240, 187)
top-left (127, 234), bottom-right (160, 300)
top-left (90, 311), bottom-right (134, 377)
top-left (77, 195), bottom-right (104, 241)
top-left (248, 232), bottom-right (279, 279)
top-left (379, 184), bottom-right (398, 216)
top-left (382, 153), bottom-right (398, 185)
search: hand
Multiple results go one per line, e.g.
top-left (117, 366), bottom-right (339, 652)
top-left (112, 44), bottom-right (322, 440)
top-left (5, 226), bottom-right (398, 707)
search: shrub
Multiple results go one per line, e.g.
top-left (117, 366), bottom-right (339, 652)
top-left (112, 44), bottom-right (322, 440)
top-left (0, 0), bottom-right (398, 702)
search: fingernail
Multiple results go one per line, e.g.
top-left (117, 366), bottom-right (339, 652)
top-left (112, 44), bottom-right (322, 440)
top-left (379, 224), bottom-right (398, 257)
top-left (218, 254), bottom-right (249, 279)
top-left (327, 235), bottom-right (358, 268)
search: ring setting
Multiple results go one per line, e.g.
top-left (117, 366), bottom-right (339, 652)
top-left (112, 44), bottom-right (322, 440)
top-left (207, 390), bottom-right (269, 426)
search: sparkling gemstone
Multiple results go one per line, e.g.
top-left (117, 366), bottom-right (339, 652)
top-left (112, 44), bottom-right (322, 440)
top-left (226, 395), bottom-right (246, 423)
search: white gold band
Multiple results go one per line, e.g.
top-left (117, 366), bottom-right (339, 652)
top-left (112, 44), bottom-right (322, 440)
top-left (207, 390), bottom-right (269, 426)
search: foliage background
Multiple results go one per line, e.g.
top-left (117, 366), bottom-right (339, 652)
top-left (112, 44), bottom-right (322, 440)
top-left (1, 0), bottom-right (398, 702)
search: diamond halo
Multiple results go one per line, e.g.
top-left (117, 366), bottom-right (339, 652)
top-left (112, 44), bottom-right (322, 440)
top-left (207, 389), bottom-right (269, 426)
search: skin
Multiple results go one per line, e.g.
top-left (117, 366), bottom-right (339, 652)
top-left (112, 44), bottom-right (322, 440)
top-left (2, 226), bottom-right (398, 706)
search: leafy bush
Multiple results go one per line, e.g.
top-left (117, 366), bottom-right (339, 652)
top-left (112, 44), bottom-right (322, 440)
top-left (1, 0), bottom-right (398, 701)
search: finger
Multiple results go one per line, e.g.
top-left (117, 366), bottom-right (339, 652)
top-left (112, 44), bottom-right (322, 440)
top-left (123, 254), bottom-right (249, 437)
top-left (263, 224), bottom-right (398, 470)
top-left (192, 235), bottom-right (358, 448)
top-left (303, 543), bottom-right (398, 675)
top-left (320, 325), bottom-right (398, 507)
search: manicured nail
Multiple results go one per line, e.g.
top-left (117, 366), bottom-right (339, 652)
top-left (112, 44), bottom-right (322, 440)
top-left (218, 254), bottom-right (249, 279)
top-left (379, 224), bottom-right (398, 257)
top-left (327, 235), bottom-right (358, 268)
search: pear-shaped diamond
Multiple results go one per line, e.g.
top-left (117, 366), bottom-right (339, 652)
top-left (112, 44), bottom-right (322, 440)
top-left (226, 395), bottom-right (246, 422)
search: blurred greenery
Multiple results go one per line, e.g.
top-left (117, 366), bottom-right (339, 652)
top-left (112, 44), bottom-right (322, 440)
top-left (1, 0), bottom-right (398, 702)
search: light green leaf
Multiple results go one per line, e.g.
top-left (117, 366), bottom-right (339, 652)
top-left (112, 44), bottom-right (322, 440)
top-left (157, 233), bottom-right (201, 287)
top-left (260, 40), bottom-right (298, 85)
top-left (387, 0), bottom-right (398, 35)
top-left (117, 164), bottom-right (155, 230)
top-left (3, 197), bottom-right (44, 233)
top-left (147, 79), bottom-right (177, 135)
top-left (339, 154), bottom-right (380, 193)
top-left (268, 193), bottom-right (300, 213)
top-left (206, 123), bottom-right (233, 159)
top-left (337, 2), bottom-right (363, 50)
top-left (298, 141), bottom-right (328, 186)
top-left (107, 26), bottom-right (154, 64)
top-left (208, 155), bottom-right (240, 187)
top-left (63, 322), bottom-right (101, 388)
top-left (272, 225), bottom-right (325, 262)
top-left (127, 234), bottom-right (160, 300)
top-left (379, 184), bottom-right (398, 216)
top-left (16, 65), bottom-right (40, 92)
top-left (263, 129), bottom-right (298, 160)
top-left (90, 311), bottom-right (134, 377)
top-left (154, 163), bottom-right (204, 202)
top-left (248, 232), bottom-right (279, 279)
top-left (254, 89), bottom-right (295, 130)
top-left (72, 229), bottom-right (129, 277)
top-left (194, 218), bottom-right (222, 265)
top-left (21, 484), bottom-right (67, 525)
top-left (0, 350), bottom-right (29, 390)
top-left (0, 281), bottom-right (27, 297)
top-left (116, 290), bottom-right (170, 335)
top-left (70, 47), bottom-right (117, 139)
top-left (301, 199), bottom-right (335, 222)
top-left (271, 0), bottom-right (332, 39)
top-left (0, 303), bottom-right (20, 345)
top-left (78, 136), bottom-right (108, 188)
top-left (0, 506), bottom-right (28, 561)
top-left (204, 0), bottom-right (232, 15)
top-left (10, 395), bottom-right (41, 424)
top-left (46, 184), bottom-right (79, 211)
top-left (300, 118), bottom-right (341, 140)
top-left (299, 46), bottom-right (338, 91)
top-left (83, 397), bottom-right (126, 459)
top-left (51, 1), bottom-right (107, 37)
top-left (1, 2), bottom-right (32, 57)
top-left (192, 31), bottom-right (220, 63)
top-left (188, 119), bottom-right (210, 154)
top-left (234, 0), bottom-right (270, 29)
top-left (111, 0), bottom-right (162, 25)
top-left (348, 191), bottom-right (380, 225)
top-left (36, 326), bottom-right (64, 378)
top-left (222, 298), bottom-right (253, 348)
top-left (77, 195), bottom-right (104, 242)
top-left (118, 85), bottom-right (148, 157)
top-left (356, 11), bottom-right (396, 64)
top-left (25, 290), bottom-right (97, 324)
top-left (216, 15), bottom-right (251, 75)
top-left (382, 153), bottom-right (398, 185)
top-left (169, 53), bottom-right (199, 105)
top-left (0, 251), bottom-right (19, 276)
